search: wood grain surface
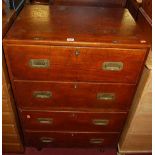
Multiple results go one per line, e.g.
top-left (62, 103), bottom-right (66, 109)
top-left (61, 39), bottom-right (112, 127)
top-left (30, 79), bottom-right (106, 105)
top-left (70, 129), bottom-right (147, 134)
top-left (3, 5), bottom-right (150, 48)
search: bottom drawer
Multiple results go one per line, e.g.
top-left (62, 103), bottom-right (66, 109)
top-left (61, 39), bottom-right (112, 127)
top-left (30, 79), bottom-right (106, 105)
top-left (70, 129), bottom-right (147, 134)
top-left (25, 131), bottom-right (119, 148)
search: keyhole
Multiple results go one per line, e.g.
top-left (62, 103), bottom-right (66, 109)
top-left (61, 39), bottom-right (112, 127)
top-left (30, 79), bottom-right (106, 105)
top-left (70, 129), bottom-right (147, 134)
top-left (74, 84), bottom-right (77, 89)
top-left (72, 113), bottom-right (75, 117)
top-left (75, 50), bottom-right (80, 56)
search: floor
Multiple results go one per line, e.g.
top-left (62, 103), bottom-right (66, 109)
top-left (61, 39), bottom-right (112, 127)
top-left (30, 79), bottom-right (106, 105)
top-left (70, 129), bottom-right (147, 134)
top-left (3, 147), bottom-right (117, 155)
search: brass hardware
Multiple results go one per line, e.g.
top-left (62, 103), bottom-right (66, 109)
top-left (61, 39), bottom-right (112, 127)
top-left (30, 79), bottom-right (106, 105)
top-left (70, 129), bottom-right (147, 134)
top-left (33, 37), bottom-right (41, 40)
top-left (102, 62), bottom-right (123, 71)
top-left (33, 91), bottom-right (52, 99)
top-left (92, 119), bottom-right (109, 126)
top-left (75, 50), bottom-right (80, 56)
top-left (140, 40), bottom-right (147, 43)
top-left (89, 139), bottom-right (104, 144)
top-left (37, 118), bottom-right (53, 124)
top-left (40, 137), bottom-right (54, 143)
top-left (67, 38), bottom-right (75, 42)
top-left (112, 40), bottom-right (119, 44)
top-left (29, 59), bottom-right (50, 68)
top-left (97, 93), bottom-right (115, 101)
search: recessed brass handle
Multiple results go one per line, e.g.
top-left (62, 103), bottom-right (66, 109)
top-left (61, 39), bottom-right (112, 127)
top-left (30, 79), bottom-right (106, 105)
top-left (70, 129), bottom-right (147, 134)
top-left (97, 93), bottom-right (115, 101)
top-left (89, 139), bottom-right (104, 144)
top-left (33, 91), bottom-right (52, 99)
top-left (40, 137), bottom-right (54, 143)
top-left (37, 118), bottom-right (53, 124)
top-left (102, 62), bottom-right (123, 71)
top-left (92, 119), bottom-right (109, 126)
top-left (29, 59), bottom-right (50, 68)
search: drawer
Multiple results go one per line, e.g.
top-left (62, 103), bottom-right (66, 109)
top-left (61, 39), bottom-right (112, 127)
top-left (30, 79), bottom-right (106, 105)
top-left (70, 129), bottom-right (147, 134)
top-left (5, 45), bottom-right (77, 81)
top-left (25, 131), bottom-right (119, 148)
top-left (14, 81), bottom-right (135, 111)
top-left (76, 48), bottom-right (146, 83)
top-left (5, 45), bottom-right (146, 83)
top-left (20, 110), bottom-right (127, 132)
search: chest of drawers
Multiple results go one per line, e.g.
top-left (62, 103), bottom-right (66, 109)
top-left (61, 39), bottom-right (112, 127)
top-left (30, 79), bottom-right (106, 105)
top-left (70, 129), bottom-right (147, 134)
top-left (3, 5), bottom-right (150, 149)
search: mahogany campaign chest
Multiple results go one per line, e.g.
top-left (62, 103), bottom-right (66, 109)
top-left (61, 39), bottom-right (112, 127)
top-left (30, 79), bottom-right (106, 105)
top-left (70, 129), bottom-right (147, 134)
top-left (3, 5), bottom-right (150, 149)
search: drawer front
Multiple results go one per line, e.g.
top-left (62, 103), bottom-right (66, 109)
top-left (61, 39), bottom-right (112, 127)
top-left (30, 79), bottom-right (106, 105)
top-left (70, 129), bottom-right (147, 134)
top-left (76, 48), bottom-right (146, 83)
top-left (25, 131), bottom-right (119, 147)
top-left (5, 45), bottom-right (77, 81)
top-left (14, 81), bottom-right (135, 111)
top-left (20, 110), bottom-right (127, 132)
top-left (5, 45), bottom-right (146, 83)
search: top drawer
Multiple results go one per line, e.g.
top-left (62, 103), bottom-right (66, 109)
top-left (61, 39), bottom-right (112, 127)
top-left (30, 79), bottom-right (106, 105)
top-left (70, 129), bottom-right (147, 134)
top-left (4, 45), bottom-right (146, 83)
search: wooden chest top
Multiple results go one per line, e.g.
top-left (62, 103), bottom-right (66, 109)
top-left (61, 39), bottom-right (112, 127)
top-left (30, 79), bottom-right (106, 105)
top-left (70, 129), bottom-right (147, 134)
top-left (4, 5), bottom-right (149, 48)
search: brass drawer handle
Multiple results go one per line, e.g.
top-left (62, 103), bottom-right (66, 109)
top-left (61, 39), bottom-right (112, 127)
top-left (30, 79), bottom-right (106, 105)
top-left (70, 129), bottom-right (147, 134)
top-left (97, 93), bottom-right (115, 101)
top-left (102, 62), bottom-right (123, 71)
top-left (89, 139), bottom-right (104, 144)
top-left (33, 91), bottom-right (52, 99)
top-left (29, 59), bottom-right (50, 68)
top-left (92, 119), bottom-right (109, 126)
top-left (37, 118), bottom-right (53, 124)
top-left (40, 137), bottom-right (54, 143)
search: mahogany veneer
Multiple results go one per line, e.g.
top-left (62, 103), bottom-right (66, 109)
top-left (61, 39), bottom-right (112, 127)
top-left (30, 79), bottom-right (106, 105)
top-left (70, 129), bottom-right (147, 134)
top-left (20, 110), bottom-right (127, 132)
top-left (14, 81), bottom-right (135, 110)
top-left (3, 5), bottom-right (150, 149)
top-left (5, 45), bottom-right (146, 83)
top-left (25, 131), bottom-right (120, 148)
